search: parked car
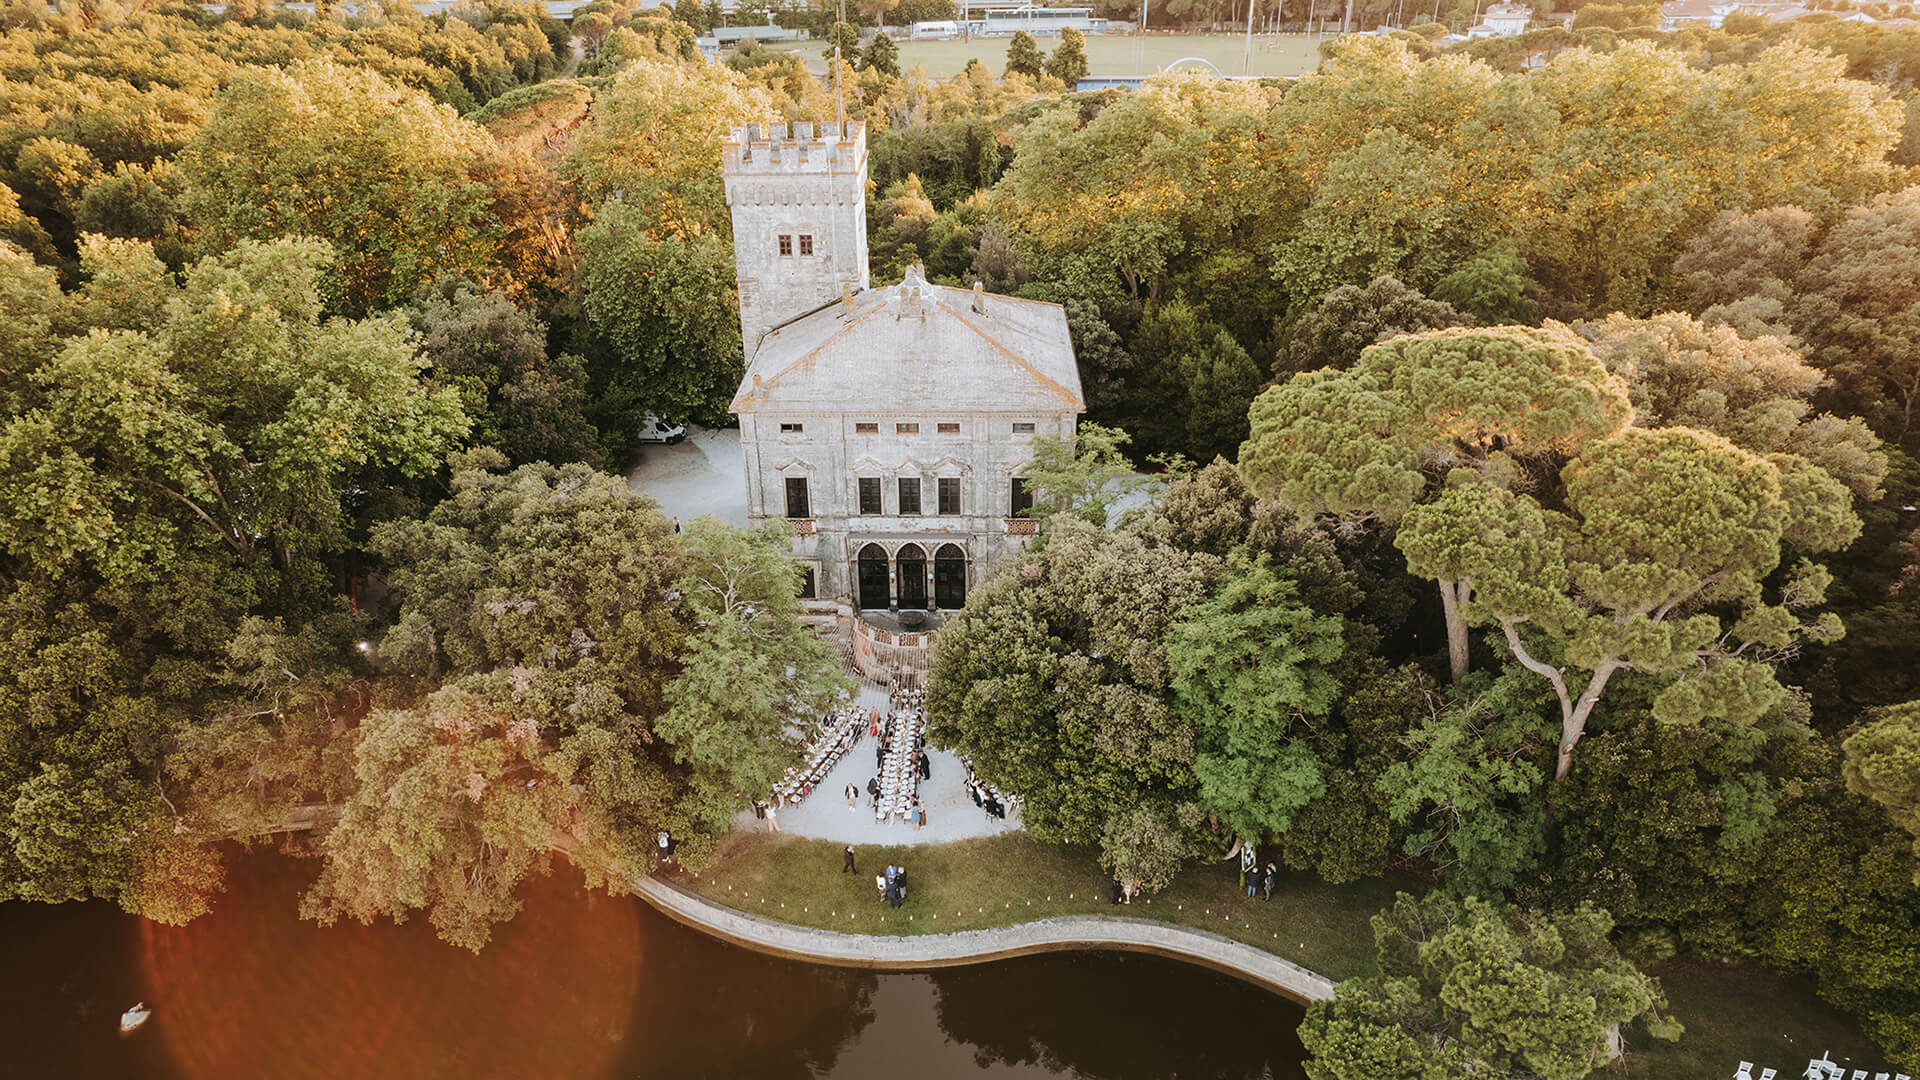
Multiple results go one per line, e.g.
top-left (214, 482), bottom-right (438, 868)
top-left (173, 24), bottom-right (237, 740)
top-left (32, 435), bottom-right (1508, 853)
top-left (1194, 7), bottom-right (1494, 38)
top-left (637, 416), bottom-right (687, 444)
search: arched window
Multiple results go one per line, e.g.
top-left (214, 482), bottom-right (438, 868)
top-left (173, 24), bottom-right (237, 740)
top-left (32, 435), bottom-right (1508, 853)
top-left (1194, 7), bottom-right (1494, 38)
top-left (896, 544), bottom-right (928, 610)
top-left (856, 543), bottom-right (890, 610)
top-left (934, 543), bottom-right (967, 609)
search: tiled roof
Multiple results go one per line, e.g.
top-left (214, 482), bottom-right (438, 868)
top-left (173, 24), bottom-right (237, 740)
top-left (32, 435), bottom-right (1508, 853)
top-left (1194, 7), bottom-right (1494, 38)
top-left (731, 268), bottom-right (1085, 414)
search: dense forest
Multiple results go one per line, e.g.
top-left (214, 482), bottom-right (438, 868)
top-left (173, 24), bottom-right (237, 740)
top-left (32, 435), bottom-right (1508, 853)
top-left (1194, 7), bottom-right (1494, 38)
top-left (2, 0), bottom-right (1919, 1074)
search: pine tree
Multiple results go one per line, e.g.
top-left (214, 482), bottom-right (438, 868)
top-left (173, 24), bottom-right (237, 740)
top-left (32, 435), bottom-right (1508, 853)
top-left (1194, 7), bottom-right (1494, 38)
top-left (1004, 30), bottom-right (1043, 77)
top-left (1044, 26), bottom-right (1088, 85)
top-left (861, 31), bottom-right (900, 76)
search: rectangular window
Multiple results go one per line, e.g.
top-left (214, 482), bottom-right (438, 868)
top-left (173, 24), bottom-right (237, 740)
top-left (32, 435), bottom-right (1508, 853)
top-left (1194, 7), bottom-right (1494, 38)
top-left (937, 477), bottom-right (961, 516)
top-left (798, 564), bottom-right (816, 600)
top-left (777, 234), bottom-right (793, 257)
top-left (858, 476), bottom-right (883, 516)
top-left (799, 234), bottom-right (814, 256)
top-left (855, 422), bottom-right (878, 434)
top-left (784, 476), bottom-right (810, 519)
top-left (1012, 422), bottom-right (1036, 434)
top-left (896, 422), bottom-right (919, 434)
top-left (1010, 477), bottom-right (1033, 517)
top-left (779, 422), bottom-right (803, 433)
top-left (898, 476), bottom-right (921, 515)
top-left (937, 422), bottom-right (960, 434)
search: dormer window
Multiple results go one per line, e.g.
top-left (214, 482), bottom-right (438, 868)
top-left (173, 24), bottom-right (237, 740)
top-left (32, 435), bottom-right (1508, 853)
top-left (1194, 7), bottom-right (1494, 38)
top-left (799, 234), bottom-right (814, 256)
top-left (778, 235), bottom-right (793, 257)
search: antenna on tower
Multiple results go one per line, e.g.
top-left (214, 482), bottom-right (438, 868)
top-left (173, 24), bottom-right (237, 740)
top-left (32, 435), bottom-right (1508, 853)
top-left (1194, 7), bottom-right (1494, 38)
top-left (833, 0), bottom-right (847, 134)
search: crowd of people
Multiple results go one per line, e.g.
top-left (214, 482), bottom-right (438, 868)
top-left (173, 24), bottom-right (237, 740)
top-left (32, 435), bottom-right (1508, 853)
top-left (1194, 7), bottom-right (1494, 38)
top-left (761, 705), bottom-right (868, 817)
top-left (869, 691), bottom-right (930, 827)
top-left (960, 759), bottom-right (1017, 824)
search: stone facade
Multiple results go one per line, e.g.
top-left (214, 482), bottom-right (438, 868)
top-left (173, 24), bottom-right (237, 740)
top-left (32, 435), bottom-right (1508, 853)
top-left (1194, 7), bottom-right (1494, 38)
top-left (722, 121), bottom-right (870, 359)
top-left (724, 122), bottom-right (1084, 611)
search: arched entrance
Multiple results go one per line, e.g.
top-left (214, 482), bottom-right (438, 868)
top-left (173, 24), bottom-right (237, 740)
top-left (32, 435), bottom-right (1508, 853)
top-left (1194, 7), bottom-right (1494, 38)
top-left (857, 543), bottom-right (890, 610)
top-left (933, 543), bottom-right (967, 609)
top-left (896, 543), bottom-right (928, 610)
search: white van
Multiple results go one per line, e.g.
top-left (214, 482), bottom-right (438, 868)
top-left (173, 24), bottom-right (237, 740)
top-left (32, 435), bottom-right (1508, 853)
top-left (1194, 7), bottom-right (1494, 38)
top-left (637, 416), bottom-right (687, 444)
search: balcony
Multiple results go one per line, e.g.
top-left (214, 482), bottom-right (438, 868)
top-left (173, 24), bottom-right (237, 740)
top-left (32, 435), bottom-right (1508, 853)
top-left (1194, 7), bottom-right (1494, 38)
top-left (789, 517), bottom-right (816, 536)
top-left (1005, 517), bottom-right (1037, 536)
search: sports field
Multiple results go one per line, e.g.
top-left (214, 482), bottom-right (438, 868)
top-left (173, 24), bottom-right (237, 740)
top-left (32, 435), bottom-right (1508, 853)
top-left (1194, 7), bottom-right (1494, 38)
top-left (762, 31), bottom-right (1330, 79)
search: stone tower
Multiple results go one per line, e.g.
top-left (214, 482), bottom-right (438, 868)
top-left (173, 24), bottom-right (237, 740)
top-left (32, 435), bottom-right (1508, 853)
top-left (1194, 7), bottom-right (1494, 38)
top-left (722, 121), bottom-right (870, 361)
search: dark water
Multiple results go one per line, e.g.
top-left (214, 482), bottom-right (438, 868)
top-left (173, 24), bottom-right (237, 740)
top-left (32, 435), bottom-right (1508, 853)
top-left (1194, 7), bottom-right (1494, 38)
top-left (0, 855), bottom-right (1308, 1079)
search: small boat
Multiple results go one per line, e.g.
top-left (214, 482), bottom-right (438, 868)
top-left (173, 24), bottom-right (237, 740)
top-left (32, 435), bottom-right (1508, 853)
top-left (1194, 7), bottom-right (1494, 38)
top-left (119, 1002), bottom-right (150, 1035)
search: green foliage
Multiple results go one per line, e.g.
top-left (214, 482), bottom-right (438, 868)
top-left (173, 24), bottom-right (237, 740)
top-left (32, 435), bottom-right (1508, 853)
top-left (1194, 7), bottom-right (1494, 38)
top-left (1300, 893), bottom-right (1678, 1080)
top-left (1430, 249), bottom-right (1538, 325)
top-left (407, 276), bottom-right (600, 467)
top-left (1168, 552), bottom-right (1345, 842)
top-left (1279, 275), bottom-right (1468, 378)
top-left (1022, 421), bottom-right (1150, 529)
top-left (928, 518), bottom-right (1222, 886)
top-left (1004, 30), bottom-right (1043, 77)
top-left (860, 30), bottom-right (900, 77)
top-left (179, 61), bottom-right (507, 315)
top-left (1843, 700), bottom-right (1920, 876)
top-left (1045, 27), bottom-right (1089, 86)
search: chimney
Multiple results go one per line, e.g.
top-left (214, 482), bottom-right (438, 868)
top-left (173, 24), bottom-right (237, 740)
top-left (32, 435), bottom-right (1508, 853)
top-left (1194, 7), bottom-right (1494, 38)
top-left (972, 280), bottom-right (984, 314)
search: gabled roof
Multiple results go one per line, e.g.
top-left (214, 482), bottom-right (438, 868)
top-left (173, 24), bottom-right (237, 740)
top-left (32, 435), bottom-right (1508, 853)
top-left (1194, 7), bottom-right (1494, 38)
top-left (1660, 0), bottom-right (1717, 19)
top-left (731, 268), bottom-right (1085, 414)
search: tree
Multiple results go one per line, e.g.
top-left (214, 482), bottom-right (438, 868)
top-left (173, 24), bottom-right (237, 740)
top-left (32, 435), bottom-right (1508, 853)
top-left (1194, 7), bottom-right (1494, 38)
top-left (1792, 186), bottom-right (1920, 449)
top-left (1243, 325), bottom-right (1633, 683)
top-left (860, 31), bottom-right (900, 77)
top-left (1402, 428), bottom-right (1856, 780)
top-left (927, 519), bottom-right (1221, 885)
top-left (407, 276), bottom-right (600, 467)
top-left (1430, 249), bottom-right (1538, 325)
top-left (1004, 30), bottom-right (1043, 78)
top-left (1045, 26), bottom-right (1089, 86)
top-left (1167, 552), bottom-right (1345, 842)
top-left (179, 61), bottom-right (506, 315)
top-left (1579, 311), bottom-right (1886, 498)
top-left (822, 21), bottom-right (862, 64)
top-left (1022, 422), bottom-right (1151, 529)
top-left (579, 206), bottom-right (745, 429)
top-left (1843, 700), bottom-right (1920, 877)
top-left (1299, 893), bottom-right (1679, 1080)
top-left (1279, 275), bottom-right (1467, 378)
top-left (654, 519), bottom-right (851, 829)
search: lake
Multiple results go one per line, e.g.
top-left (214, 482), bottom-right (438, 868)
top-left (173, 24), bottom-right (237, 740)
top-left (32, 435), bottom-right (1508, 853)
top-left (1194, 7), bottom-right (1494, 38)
top-left (0, 854), bottom-right (1309, 1079)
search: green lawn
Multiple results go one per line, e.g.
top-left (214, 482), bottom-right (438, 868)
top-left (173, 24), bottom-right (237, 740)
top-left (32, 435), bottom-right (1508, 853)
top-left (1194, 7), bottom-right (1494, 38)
top-left (673, 831), bottom-right (1398, 979)
top-left (1624, 960), bottom-right (1888, 1079)
top-left (754, 32), bottom-right (1329, 79)
top-left (676, 831), bottom-right (1887, 1078)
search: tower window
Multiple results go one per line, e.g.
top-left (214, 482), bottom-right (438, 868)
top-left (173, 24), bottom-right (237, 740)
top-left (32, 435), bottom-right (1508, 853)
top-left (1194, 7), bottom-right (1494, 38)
top-left (778, 234), bottom-right (793, 257)
top-left (799, 234), bottom-right (814, 256)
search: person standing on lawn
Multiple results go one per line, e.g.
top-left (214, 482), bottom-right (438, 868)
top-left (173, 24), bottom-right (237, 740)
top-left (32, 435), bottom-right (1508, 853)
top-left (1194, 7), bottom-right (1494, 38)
top-left (843, 845), bottom-right (857, 874)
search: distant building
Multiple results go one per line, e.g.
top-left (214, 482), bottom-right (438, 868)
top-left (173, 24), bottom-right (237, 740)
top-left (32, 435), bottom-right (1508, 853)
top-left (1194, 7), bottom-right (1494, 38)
top-left (1658, 0), bottom-right (1724, 30)
top-left (722, 121), bottom-right (1083, 616)
top-left (1480, 2), bottom-right (1534, 34)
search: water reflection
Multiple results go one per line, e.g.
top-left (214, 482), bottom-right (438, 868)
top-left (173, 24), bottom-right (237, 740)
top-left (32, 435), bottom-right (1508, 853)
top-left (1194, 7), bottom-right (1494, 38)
top-left (933, 953), bottom-right (1309, 1079)
top-left (0, 855), bottom-right (1304, 1079)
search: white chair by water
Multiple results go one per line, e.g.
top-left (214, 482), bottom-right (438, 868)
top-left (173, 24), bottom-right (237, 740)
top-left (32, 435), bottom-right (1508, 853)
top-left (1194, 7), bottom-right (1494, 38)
top-left (1760, 1070), bottom-right (1775, 1080)
top-left (1851, 1071), bottom-right (1869, 1080)
top-left (1874, 1071), bottom-right (1891, 1080)
top-left (1737, 1063), bottom-right (1755, 1080)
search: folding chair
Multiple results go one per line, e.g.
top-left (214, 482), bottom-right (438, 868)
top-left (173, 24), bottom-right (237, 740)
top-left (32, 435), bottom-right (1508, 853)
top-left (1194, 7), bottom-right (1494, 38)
top-left (1737, 1064), bottom-right (1754, 1080)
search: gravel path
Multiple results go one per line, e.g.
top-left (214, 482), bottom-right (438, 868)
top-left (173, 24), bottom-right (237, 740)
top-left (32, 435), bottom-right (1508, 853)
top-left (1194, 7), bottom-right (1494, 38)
top-left (623, 426), bottom-right (749, 527)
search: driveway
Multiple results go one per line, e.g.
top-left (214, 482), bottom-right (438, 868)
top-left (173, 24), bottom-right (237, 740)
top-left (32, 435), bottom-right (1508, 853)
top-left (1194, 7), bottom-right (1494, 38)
top-left (623, 426), bottom-right (749, 528)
